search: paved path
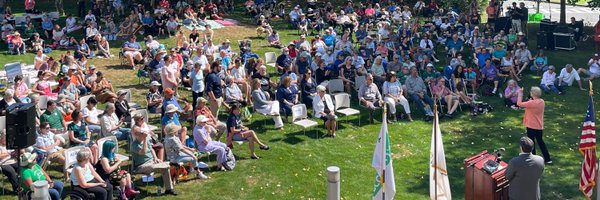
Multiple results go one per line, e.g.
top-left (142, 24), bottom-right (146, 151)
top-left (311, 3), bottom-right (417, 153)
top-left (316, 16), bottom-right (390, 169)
top-left (503, 0), bottom-right (599, 26)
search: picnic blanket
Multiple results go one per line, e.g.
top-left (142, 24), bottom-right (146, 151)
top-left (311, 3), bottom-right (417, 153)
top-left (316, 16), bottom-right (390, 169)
top-left (182, 19), bottom-right (240, 31)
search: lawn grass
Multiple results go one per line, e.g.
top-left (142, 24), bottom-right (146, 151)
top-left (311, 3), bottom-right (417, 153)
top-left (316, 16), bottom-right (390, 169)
top-left (0, 1), bottom-right (599, 199)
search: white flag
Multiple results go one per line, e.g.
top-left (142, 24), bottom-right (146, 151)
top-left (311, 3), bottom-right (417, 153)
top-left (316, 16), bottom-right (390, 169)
top-left (372, 115), bottom-right (396, 200)
top-left (430, 113), bottom-right (452, 200)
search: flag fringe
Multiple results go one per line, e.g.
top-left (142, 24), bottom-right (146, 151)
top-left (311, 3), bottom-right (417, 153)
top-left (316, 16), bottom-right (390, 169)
top-left (579, 146), bottom-right (597, 155)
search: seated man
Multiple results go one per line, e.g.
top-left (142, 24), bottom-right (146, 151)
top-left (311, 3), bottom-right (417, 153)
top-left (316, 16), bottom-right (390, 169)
top-left (481, 58), bottom-right (504, 94)
top-left (557, 64), bottom-right (585, 91)
top-left (35, 122), bottom-right (66, 165)
top-left (40, 101), bottom-right (68, 133)
top-left (161, 104), bottom-right (188, 143)
top-left (405, 67), bottom-right (435, 120)
top-left (122, 36), bottom-right (144, 68)
top-left (445, 34), bottom-right (463, 58)
top-left (578, 53), bottom-right (600, 81)
top-left (359, 74), bottom-right (384, 124)
top-left (131, 123), bottom-right (177, 196)
top-left (161, 88), bottom-right (193, 120)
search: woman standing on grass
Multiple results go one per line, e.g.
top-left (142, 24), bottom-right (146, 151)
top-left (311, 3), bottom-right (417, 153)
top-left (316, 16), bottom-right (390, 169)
top-left (517, 86), bottom-right (552, 164)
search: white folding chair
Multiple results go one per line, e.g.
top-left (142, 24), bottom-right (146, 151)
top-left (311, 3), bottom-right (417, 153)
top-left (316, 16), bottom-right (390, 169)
top-left (123, 89), bottom-right (141, 109)
top-left (14, 16), bottom-right (26, 29)
top-left (97, 136), bottom-right (129, 161)
top-left (4, 62), bottom-right (22, 84)
top-left (63, 146), bottom-right (86, 181)
top-left (48, 12), bottom-right (60, 20)
top-left (79, 95), bottom-right (94, 111)
top-left (0, 116), bottom-right (5, 131)
top-left (355, 76), bottom-right (366, 91)
top-left (327, 79), bottom-right (348, 96)
top-left (38, 95), bottom-right (49, 110)
top-left (334, 93), bottom-right (361, 126)
top-left (264, 52), bottom-right (276, 67)
top-left (291, 104), bottom-right (318, 136)
top-left (130, 109), bottom-right (159, 131)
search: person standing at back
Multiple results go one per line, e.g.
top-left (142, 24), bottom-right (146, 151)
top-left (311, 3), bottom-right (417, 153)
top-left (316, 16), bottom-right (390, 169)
top-left (505, 136), bottom-right (545, 200)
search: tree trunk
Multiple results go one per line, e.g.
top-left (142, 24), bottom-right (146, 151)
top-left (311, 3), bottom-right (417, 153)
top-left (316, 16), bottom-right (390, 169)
top-left (560, 0), bottom-right (567, 24)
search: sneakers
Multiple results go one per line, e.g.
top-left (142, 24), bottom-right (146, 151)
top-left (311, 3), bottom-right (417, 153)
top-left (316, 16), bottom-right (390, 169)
top-left (510, 105), bottom-right (519, 110)
top-left (492, 88), bottom-right (497, 94)
top-left (195, 170), bottom-right (209, 179)
top-left (546, 160), bottom-right (553, 164)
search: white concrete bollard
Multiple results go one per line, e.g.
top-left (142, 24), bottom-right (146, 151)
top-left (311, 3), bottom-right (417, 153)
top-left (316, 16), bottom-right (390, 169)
top-left (327, 166), bottom-right (340, 200)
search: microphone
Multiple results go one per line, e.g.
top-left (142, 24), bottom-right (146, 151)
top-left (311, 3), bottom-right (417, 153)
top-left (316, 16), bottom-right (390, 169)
top-left (494, 148), bottom-right (506, 161)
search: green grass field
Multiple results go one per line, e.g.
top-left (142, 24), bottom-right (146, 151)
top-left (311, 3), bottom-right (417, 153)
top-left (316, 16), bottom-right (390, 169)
top-left (0, 0), bottom-right (599, 199)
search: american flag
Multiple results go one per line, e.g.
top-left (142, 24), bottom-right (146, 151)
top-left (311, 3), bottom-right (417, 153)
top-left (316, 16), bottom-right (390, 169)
top-left (579, 96), bottom-right (597, 200)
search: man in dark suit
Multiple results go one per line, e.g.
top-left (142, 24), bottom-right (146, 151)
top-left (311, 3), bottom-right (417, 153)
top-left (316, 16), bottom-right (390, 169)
top-left (505, 137), bottom-right (545, 200)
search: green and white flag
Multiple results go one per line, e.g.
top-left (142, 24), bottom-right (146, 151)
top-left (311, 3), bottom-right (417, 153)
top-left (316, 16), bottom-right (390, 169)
top-left (372, 115), bottom-right (396, 200)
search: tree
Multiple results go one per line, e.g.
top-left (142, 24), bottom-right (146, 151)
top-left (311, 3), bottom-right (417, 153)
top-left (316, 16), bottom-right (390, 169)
top-left (560, 0), bottom-right (566, 24)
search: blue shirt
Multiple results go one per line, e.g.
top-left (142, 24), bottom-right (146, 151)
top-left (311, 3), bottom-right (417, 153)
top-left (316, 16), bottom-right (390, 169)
top-left (206, 72), bottom-right (222, 98)
top-left (123, 41), bottom-right (141, 50)
top-left (276, 86), bottom-right (296, 103)
top-left (226, 114), bottom-right (242, 133)
top-left (492, 49), bottom-right (506, 60)
top-left (481, 65), bottom-right (498, 79)
top-left (42, 20), bottom-right (53, 30)
top-left (476, 53), bottom-right (491, 68)
top-left (296, 60), bottom-right (309, 75)
top-left (191, 69), bottom-right (204, 93)
top-left (446, 39), bottom-right (463, 51)
top-left (142, 16), bottom-right (154, 25)
top-left (323, 35), bottom-right (335, 47)
top-left (443, 65), bottom-right (455, 80)
top-left (162, 97), bottom-right (182, 115)
top-left (221, 57), bottom-right (231, 70)
top-left (276, 54), bottom-right (292, 69)
top-left (161, 113), bottom-right (181, 126)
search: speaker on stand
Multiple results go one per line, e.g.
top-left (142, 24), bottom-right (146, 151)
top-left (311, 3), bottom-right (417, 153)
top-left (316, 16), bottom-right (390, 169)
top-left (6, 103), bottom-right (37, 149)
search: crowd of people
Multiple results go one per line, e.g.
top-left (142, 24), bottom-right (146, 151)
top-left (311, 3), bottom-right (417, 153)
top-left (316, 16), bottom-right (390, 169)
top-left (0, 0), bottom-right (599, 198)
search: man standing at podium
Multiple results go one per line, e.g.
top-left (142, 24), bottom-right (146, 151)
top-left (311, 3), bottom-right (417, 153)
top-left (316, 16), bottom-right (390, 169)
top-left (505, 137), bottom-right (545, 200)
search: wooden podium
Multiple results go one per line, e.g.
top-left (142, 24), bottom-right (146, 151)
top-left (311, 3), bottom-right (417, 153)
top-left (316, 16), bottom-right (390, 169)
top-left (464, 151), bottom-right (509, 200)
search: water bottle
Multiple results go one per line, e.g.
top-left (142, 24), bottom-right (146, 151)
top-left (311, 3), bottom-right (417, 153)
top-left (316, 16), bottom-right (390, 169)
top-left (157, 186), bottom-right (162, 196)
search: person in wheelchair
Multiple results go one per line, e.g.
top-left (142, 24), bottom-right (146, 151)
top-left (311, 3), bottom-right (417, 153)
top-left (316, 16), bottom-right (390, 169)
top-left (70, 149), bottom-right (113, 200)
top-left (96, 141), bottom-right (139, 200)
top-left (19, 152), bottom-right (64, 200)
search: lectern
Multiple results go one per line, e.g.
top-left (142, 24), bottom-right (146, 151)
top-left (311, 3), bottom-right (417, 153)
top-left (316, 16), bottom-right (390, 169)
top-left (464, 151), bottom-right (509, 200)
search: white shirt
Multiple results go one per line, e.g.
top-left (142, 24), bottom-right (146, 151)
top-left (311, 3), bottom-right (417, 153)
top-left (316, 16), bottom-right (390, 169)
top-left (146, 40), bottom-right (160, 50)
top-left (82, 106), bottom-right (100, 124)
top-left (166, 20), bottom-right (178, 28)
top-left (540, 71), bottom-right (557, 86)
top-left (321, 53), bottom-right (336, 65)
top-left (231, 67), bottom-right (246, 81)
top-left (66, 17), bottom-right (77, 29)
top-left (100, 113), bottom-right (119, 137)
top-left (589, 58), bottom-right (600, 74)
top-left (192, 54), bottom-right (209, 70)
top-left (35, 132), bottom-right (62, 154)
top-left (558, 68), bottom-right (580, 86)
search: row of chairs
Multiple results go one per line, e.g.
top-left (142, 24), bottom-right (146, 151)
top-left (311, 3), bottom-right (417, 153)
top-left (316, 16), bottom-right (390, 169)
top-left (289, 93), bottom-right (360, 135)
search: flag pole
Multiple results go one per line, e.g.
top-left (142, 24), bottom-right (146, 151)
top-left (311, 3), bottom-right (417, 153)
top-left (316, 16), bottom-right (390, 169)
top-left (382, 105), bottom-right (387, 200)
top-left (590, 80), bottom-right (594, 97)
top-left (433, 100), bottom-right (438, 200)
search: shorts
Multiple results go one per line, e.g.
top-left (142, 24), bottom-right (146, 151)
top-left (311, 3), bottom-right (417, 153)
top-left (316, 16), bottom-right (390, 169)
top-left (584, 70), bottom-right (600, 78)
top-left (123, 51), bottom-right (141, 58)
top-left (232, 133), bottom-right (246, 141)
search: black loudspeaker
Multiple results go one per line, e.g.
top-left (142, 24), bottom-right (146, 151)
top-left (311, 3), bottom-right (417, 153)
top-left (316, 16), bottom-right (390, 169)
top-left (6, 103), bottom-right (37, 149)
top-left (494, 17), bottom-right (512, 33)
top-left (540, 19), bottom-right (557, 32)
top-left (537, 31), bottom-right (547, 49)
top-left (554, 32), bottom-right (576, 50)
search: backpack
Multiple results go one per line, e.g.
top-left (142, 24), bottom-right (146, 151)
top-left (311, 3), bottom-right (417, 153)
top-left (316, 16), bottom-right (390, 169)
top-left (472, 102), bottom-right (492, 116)
top-left (223, 148), bottom-right (236, 170)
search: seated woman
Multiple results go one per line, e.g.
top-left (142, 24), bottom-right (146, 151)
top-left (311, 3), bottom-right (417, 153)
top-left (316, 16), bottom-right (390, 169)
top-left (0, 89), bottom-right (20, 116)
top-left (532, 50), bottom-right (548, 72)
top-left (267, 30), bottom-right (281, 48)
top-left (132, 113), bottom-right (164, 160)
top-left (313, 85), bottom-right (337, 137)
top-left (68, 110), bottom-right (99, 164)
top-left (97, 141), bottom-right (140, 199)
top-left (224, 76), bottom-right (247, 106)
top-left (300, 69), bottom-right (317, 108)
top-left (56, 94), bottom-right (76, 122)
top-left (276, 76), bottom-right (298, 123)
top-left (193, 115), bottom-right (229, 171)
top-left (70, 149), bottom-right (113, 200)
top-left (251, 79), bottom-right (284, 129)
top-left (100, 103), bottom-right (131, 140)
top-left (96, 36), bottom-right (111, 58)
top-left (75, 38), bottom-right (93, 59)
top-left (504, 79), bottom-right (520, 110)
top-left (19, 152), bottom-right (64, 200)
top-left (12, 75), bottom-right (31, 103)
top-left (164, 123), bottom-right (208, 179)
top-left (0, 130), bottom-right (19, 193)
top-left (11, 32), bottom-right (25, 55)
top-left (500, 51), bottom-right (520, 81)
top-left (194, 97), bottom-right (228, 140)
top-left (383, 72), bottom-right (412, 122)
top-left (115, 90), bottom-right (135, 124)
top-left (82, 97), bottom-right (102, 134)
top-left (226, 103), bottom-right (269, 159)
top-left (339, 57), bottom-right (357, 94)
top-left (147, 81), bottom-right (163, 113)
top-left (91, 71), bottom-right (116, 104)
top-left (432, 78), bottom-right (460, 118)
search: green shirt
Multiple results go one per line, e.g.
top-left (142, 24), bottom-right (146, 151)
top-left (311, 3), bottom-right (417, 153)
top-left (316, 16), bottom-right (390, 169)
top-left (132, 137), bottom-right (153, 169)
top-left (40, 109), bottom-right (64, 130)
top-left (20, 164), bottom-right (46, 191)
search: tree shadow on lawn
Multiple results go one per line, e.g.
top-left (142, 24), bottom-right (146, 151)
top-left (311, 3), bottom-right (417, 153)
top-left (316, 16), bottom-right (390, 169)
top-left (104, 64), bottom-right (133, 70)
